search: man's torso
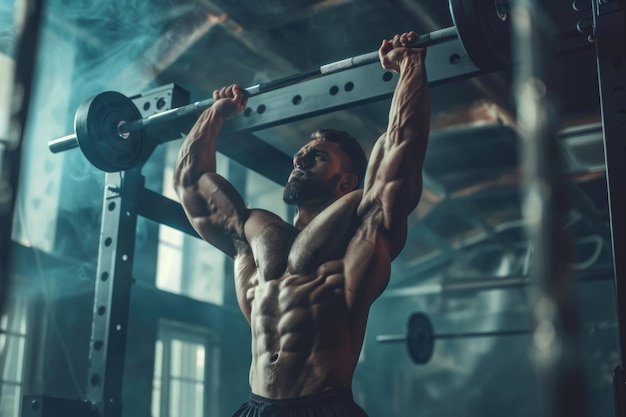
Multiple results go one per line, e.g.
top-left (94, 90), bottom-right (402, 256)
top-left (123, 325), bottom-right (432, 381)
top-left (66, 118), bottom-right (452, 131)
top-left (234, 191), bottom-right (391, 398)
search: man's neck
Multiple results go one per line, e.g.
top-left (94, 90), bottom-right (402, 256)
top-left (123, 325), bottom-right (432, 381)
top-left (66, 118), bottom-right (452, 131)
top-left (293, 200), bottom-right (335, 230)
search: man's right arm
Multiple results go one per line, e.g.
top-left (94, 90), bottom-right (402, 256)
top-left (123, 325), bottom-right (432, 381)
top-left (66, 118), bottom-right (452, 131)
top-left (173, 85), bottom-right (249, 258)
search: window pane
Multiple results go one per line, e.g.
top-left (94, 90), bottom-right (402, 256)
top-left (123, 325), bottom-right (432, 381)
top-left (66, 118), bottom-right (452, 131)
top-left (160, 224), bottom-right (184, 246)
top-left (152, 340), bottom-right (164, 417)
top-left (2, 335), bottom-right (25, 382)
top-left (170, 380), bottom-right (204, 417)
top-left (154, 340), bottom-right (163, 378)
top-left (169, 379), bottom-right (181, 417)
top-left (0, 383), bottom-right (20, 417)
top-left (156, 243), bottom-right (183, 293)
top-left (170, 339), bottom-right (182, 377)
top-left (151, 378), bottom-right (161, 417)
top-left (178, 235), bottom-right (224, 305)
top-left (155, 322), bottom-right (213, 417)
top-left (195, 345), bottom-right (205, 380)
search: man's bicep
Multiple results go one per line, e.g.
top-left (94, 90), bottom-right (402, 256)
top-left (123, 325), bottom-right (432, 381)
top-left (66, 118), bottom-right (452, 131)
top-left (178, 172), bottom-right (250, 258)
top-left (361, 139), bottom-right (423, 215)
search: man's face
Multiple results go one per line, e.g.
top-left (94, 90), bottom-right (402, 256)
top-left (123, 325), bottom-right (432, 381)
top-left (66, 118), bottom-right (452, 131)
top-left (283, 139), bottom-right (346, 206)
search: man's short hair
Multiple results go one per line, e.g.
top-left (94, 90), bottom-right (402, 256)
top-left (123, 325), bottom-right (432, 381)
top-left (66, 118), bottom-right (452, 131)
top-left (311, 128), bottom-right (368, 187)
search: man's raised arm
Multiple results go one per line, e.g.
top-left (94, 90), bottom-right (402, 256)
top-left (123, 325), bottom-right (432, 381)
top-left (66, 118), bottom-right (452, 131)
top-left (359, 32), bottom-right (431, 258)
top-left (173, 84), bottom-right (250, 258)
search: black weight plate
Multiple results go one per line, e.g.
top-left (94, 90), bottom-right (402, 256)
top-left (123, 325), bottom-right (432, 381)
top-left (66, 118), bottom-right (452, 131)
top-left (74, 91), bottom-right (153, 172)
top-left (406, 312), bottom-right (435, 365)
top-left (449, 0), bottom-right (511, 70)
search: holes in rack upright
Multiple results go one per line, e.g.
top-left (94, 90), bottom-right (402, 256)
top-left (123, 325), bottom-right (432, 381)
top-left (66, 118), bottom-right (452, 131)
top-left (90, 374), bottom-right (101, 387)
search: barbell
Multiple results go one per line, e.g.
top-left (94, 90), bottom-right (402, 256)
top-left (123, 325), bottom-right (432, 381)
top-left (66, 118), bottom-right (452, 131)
top-left (48, 0), bottom-right (511, 172)
top-left (376, 312), bottom-right (532, 365)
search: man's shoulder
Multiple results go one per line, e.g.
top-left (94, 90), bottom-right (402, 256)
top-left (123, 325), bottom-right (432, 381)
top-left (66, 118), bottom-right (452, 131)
top-left (333, 189), bottom-right (363, 209)
top-left (245, 208), bottom-right (297, 241)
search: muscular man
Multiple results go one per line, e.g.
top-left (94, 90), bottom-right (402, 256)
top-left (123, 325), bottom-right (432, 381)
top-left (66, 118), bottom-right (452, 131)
top-left (174, 31), bottom-right (430, 417)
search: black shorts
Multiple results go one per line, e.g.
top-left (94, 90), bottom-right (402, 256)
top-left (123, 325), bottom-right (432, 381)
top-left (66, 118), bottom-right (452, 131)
top-left (231, 387), bottom-right (369, 417)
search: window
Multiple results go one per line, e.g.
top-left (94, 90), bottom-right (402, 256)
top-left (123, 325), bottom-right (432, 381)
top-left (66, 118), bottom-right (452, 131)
top-left (0, 298), bottom-right (28, 417)
top-left (152, 320), bottom-right (219, 417)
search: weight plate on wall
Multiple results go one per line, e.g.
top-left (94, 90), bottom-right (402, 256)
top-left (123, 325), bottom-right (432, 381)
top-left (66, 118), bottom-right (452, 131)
top-left (407, 312), bottom-right (435, 364)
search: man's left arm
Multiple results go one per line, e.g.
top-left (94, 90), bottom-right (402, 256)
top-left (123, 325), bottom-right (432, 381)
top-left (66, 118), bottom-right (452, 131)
top-left (358, 32), bottom-right (431, 259)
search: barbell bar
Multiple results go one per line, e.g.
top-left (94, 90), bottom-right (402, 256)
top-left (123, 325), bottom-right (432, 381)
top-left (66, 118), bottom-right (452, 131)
top-left (48, 27), bottom-right (457, 154)
top-left (376, 312), bottom-right (532, 365)
top-left (48, 0), bottom-right (511, 172)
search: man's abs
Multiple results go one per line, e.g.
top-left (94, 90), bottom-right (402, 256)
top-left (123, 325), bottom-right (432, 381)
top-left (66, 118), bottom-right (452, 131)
top-left (247, 264), bottom-right (359, 398)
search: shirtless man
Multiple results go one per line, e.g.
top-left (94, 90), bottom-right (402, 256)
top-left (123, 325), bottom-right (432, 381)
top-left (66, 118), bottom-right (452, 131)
top-left (173, 31), bottom-right (430, 417)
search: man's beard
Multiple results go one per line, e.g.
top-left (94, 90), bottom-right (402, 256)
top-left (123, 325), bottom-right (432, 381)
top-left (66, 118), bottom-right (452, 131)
top-left (282, 174), bottom-right (340, 206)
top-left (283, 177), bottom-right (306, 205)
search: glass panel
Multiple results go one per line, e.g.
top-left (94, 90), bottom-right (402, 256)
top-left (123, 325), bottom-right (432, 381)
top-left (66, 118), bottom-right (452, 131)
top-left (153, 339), bottom-right (163, 378)
top-left (195, 382), bottom-right (204, 416)
top-left (169, 379), bottom-right (181, 417)
top-left (152, 340), bottom-right (163, 417)
top-left (156, 242), bottom-right (183, 293)
top-left (170, 380), bottom-right (203, 417)
top-left (159, 224), bottom-right (184, 246)
top-left (170, 339), bottom-right (182, 377)
top-left (151, 378), bottom-right (161, 417)
top-left (2, 336), bottom-right (24, 382)
top-left (182, 237), bottom-right (225, 305)
top-left (161, 165), bottom-right (178, 200)
top-left (195, 345), bottom-right (205, 380)
top-left (0, 383), bottom-right (20, 417)
top-left (1, 336), bottom-right (25, 383)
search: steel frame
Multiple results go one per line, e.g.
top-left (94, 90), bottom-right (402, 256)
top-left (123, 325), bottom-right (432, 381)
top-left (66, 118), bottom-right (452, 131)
top-left (593, 0), bottom-right (626, 415)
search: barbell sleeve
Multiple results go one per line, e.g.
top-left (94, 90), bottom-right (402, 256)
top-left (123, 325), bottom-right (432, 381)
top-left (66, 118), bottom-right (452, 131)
top-left (49, 133), bottom-right (79, 153)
